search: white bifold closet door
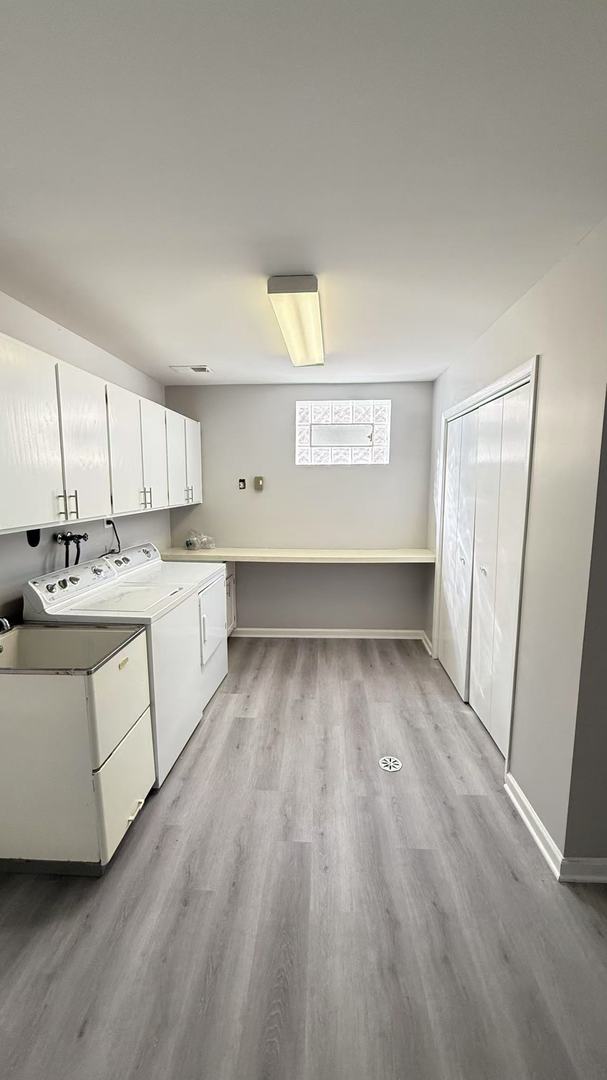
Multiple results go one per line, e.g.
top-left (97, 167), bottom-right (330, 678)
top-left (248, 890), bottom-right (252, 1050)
top-left (437, 408), bottom-right (478, 697)
top-left (469, 383), bottom-right (531, 753)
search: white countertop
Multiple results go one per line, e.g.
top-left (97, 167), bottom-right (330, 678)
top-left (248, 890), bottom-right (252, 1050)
top-left (162, 546), bottom-right (435, 564)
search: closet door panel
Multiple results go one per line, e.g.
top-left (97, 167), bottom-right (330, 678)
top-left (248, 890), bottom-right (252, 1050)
top-left (455, 407), bottom-right (479, 698)
top-left (438, 416), bottom-right (463, 690)
top-left (490, 384), bottom-right (531, 755)
top-left (469, 396), bottom-right (503, 731)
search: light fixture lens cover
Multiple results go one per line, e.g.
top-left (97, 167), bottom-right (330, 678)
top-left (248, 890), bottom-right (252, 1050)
top-left (268, 275), bottom-right (324, 367)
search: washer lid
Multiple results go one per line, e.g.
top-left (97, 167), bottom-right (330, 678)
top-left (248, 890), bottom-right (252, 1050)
top-left (73, 583), bottom-right (184, 613)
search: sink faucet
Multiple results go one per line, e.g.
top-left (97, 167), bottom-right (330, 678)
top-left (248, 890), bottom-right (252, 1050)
top-left (0, 618), bottom-right (11, 633)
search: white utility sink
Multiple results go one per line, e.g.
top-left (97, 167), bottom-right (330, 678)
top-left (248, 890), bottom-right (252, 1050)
top-left (0, 623), bottom-right (155, 876)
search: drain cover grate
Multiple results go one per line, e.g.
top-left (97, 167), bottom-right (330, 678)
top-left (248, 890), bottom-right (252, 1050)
top-left (379, 756), bottom-right (402, 772)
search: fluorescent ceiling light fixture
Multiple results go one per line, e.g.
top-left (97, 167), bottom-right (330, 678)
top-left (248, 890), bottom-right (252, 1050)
top-left (267, 275), bottom-right (324, 367)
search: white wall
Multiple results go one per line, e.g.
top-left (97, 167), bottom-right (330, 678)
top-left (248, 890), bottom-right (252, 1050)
top-left (167, 382), bottom-right (434, 632)
top-left (0, 290), bottom-right (163, 402)
top-left (0, 292), bottom-right (170, 617)
top-left (430, 217), bottom-right (607, 855)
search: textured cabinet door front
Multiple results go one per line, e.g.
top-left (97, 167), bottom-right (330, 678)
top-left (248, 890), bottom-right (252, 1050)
top-left (166, 410), bottom-right (187, 505)
top-left (107, 384), bottom-right (145, 514)
top-left (0, 334), bottom-right (64, 531)
top-left (57, 362), bottom-right (112, 522)
top-left (185, 417), bottom-right (202, 503)
top-left (140, 399), bottom-right (168, 510)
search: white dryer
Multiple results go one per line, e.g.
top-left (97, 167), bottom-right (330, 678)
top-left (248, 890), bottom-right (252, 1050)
top-left (23, 544), bottom-right (228, 786)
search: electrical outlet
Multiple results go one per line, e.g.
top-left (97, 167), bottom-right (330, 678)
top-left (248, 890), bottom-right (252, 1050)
top-left (238, 478), bottom-right (246, 490)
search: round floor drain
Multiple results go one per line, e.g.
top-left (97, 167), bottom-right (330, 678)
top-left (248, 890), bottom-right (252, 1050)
top-left (379, 756), bottom-right (402, 772)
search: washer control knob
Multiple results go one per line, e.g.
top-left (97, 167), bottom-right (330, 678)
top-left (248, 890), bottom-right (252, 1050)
top-left (69, 576), bottom-right (79, 585)
top-left (46, 583), bottom-right (57, 593)
top-left (58, 578), bottom-right (68, 589)
top-left (115, 558), bottom-right (123, 566)
top-left (92, 566), bottom-right (103, 576)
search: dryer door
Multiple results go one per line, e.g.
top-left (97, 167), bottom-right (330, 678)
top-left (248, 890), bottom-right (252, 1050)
top-left (199, 575), bottom-right (227, 665)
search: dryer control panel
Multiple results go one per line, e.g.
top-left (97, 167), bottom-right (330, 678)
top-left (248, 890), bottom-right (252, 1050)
top-left (104, 543), bottom-right (161, 576)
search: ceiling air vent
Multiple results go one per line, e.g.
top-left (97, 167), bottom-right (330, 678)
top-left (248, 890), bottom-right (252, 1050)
top-left (169, 364), bottom-right (214, 375)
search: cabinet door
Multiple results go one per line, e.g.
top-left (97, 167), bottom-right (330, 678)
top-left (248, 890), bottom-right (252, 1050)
top-left (140, 399), bottom-right (168, 510)
top-left (166, 410), bottom-right (188, 506)
top-left (185, 417), bottom-right (202, 503)
top-left (107, 385), bottom-right (145, 514)
top-left (226, 573), bottom-right (237, 635)
top-left (0, 334), bottom-right (64, 530)
top-left (490, 384), bottom-right (531, 755)
top-left (469, 396), bottom-right (503, 735)
top-left (199, 575), bottom-right (227, 664)
top-left (57, 363), bottom-right (112, 522)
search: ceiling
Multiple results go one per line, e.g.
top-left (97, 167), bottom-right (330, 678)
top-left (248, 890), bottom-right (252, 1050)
top-left (1, 1), bottom-right (607, 386)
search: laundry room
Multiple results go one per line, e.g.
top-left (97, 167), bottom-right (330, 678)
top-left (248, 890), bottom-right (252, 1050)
top-left (0, 5), bottom-right (607, 1079)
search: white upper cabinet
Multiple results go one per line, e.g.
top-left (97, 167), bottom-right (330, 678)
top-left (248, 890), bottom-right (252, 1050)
top-left (0, 334), bottom-right (64, 531)
top-left (107, 384), bottom-right (145, 515)
top-left (185, 418), bottom-right (202, 503)
top-left (0, 331), bottom-right (204, 533)
top-left (166, 410), bottom-right (188, 506)
top-left (57, 363), bottom-right (112, 522)
top-left (140, 399), bottom-right (168, 510)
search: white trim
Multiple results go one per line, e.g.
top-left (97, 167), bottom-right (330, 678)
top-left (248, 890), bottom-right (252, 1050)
top-left (504, 772), bottom-right (562, 879)
top-left (559, 858), bottom-right (607, 884)
top-left (232, 627), bottom-right (430, 642)
top-left (505, 773), bottom-right (607, 882)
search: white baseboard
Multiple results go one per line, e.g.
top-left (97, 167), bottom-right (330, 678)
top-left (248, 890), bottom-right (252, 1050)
top-left (232, 627), bottom-right (430, 643)
top-left (505, 773), bottom-right (607, 883)
top-left (559, 858), bottom-right (607, 883)
top-left (505, 773), bottom-right (563, 878)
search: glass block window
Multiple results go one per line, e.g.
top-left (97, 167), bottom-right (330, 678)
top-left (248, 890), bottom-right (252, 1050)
top-left (295, 399), bottom-right (391, 465)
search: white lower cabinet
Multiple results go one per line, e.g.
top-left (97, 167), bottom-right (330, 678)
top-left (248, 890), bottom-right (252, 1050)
top-left (93, 709), bottom-right (155, 865)
top-left (0, 625), bottom-right (154, 874)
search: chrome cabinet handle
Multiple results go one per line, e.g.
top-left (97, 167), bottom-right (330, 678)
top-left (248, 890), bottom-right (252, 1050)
top-left (68, 490), bottom-right (79, 518)
top-left (147, 486), bottom-right (153, 508)
top-left (57, 492), bottom-right (68, 519)
top-left (140, 488), bottom-right (148, 508)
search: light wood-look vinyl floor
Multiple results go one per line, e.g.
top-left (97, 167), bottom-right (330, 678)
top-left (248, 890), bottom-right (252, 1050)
top-left (1, 638), bottom-right (607, 1080)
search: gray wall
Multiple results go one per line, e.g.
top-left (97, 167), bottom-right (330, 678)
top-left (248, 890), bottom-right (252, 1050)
top-left (167, 382), bottom-right (434, 631)
top-left (430, 216), bottom-right (607, 856)
top-left (167, 382), bottom-right (432, 548)
top-left (564, 391), bottom-right (607, 857)
top-left (0, 291), bottom-right (170, 619)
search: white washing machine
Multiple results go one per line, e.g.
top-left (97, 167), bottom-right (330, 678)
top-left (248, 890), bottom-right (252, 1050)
top-left (23, 544), bottom-right (228, 786)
